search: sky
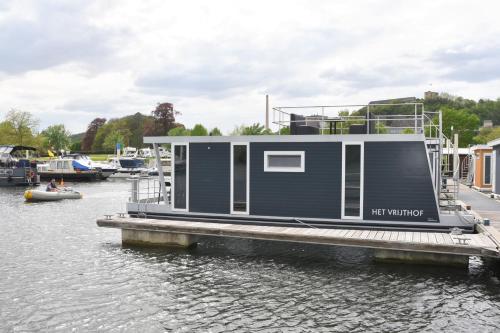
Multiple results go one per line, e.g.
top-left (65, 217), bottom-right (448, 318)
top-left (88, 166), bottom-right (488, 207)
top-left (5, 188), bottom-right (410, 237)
top-left (1, 0), bottom-right (500, 134)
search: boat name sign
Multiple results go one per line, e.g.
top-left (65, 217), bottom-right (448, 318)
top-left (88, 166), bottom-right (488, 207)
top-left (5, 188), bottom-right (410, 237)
top-left (371, 208), bottom-right (424, 217)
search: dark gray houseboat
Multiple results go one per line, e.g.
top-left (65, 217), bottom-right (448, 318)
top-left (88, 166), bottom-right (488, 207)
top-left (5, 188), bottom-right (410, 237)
top-left (0, 145), bottom-right (40, 186)
top-left (125, 103), bottom-right (473, 232)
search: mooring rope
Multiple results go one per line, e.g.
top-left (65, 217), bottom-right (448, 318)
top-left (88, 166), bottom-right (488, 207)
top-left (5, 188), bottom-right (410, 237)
top-left (293, 218), bottom-right (318, 229)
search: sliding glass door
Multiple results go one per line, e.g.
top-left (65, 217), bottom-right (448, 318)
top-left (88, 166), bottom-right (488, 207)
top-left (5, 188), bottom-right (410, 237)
top-left (172, 144), bottom-right (189, 211)
top-left (231, 143), bottom-right (249, 214)
top-left (342, 143), bottom-right (364, 219)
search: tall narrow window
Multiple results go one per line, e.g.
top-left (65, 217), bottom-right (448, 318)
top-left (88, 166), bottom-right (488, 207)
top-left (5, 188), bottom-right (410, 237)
top-left (485, 154), bottom-right (492, 185)
top-left (173, 144), bottom-right (188, 210)
top-left (343, 144), bottom-right (363, 218)
top-left (232, 144), bottom-right (248, 213)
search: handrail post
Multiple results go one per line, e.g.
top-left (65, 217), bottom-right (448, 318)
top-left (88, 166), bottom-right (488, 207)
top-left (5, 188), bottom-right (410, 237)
top-left (414, 104), bottom-right (417, 133)
top-left (438, 110), bottom-right (443, 197)
top-left (153, 143), bottom-right (169, 205)
top-left (366, 105), bottom-right (370, 134)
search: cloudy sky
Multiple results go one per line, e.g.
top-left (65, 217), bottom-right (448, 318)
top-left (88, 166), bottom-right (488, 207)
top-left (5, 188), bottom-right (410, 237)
top-left (1, 0), bottom-right (500, 134)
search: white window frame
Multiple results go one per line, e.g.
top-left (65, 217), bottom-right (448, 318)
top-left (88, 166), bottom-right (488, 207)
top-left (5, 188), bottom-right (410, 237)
top-left (171, 143), bottom-right (189, 212)
top-left (263, 151), bottom-right (305, 172)
top-left (230, 142), bottom-right (250, 215)
top-left (493, 150), bottom-right (497, 193)
top-left (484, 153), bottom-right (492, 186)
top-left (341, 142), bottom-right (364, 220)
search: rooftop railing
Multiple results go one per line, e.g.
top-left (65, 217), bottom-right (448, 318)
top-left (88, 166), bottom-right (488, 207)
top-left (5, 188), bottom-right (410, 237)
top-left (272, 103), bottom-right (442, 140)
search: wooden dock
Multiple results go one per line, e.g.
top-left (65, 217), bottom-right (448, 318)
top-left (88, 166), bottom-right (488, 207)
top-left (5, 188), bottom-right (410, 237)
top-left (97, 216), bottom-right (500, 265)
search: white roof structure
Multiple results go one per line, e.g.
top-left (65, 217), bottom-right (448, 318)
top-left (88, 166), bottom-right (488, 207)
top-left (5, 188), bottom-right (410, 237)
top-left (470, 145), bottom-right (493, 152)
top-left (488, 138), bottom-right (500, 147)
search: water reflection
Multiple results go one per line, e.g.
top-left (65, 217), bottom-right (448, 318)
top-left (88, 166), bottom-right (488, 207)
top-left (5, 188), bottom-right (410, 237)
top-left (1, 181), bottom-right (500, 332)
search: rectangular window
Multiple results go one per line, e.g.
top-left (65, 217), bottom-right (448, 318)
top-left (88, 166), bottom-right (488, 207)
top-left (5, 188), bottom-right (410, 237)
top-left (264, 151), bottom-right (305, 172)
top-left (484, 154), bottom-right (492, 185)
top-left (231, 144), bottom-right (249, 214)
top-left (342, 143), bottom-right (363, 219)
top-left (173, 144), bottom-right (189, 210)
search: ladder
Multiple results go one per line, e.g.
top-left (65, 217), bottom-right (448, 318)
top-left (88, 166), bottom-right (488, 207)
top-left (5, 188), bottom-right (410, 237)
top-left (439, 137), bottom-right (459, 211)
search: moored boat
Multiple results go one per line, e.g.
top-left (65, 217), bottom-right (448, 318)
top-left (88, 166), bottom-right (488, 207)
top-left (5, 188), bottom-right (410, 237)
top-left (24, 188), bottom-right (82, 201)
top-left (0, 145), bottom-right (40, 186)
top-left (107, 156), bottom-right (152, 178)
top-left (37, 158), bottom-right (102, 181)
top-left (61, 153), bottom-right (117, 179)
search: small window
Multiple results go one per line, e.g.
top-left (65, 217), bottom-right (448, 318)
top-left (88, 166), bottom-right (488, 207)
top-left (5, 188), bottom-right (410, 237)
top-left (264, 151), bottom-right (305, 172)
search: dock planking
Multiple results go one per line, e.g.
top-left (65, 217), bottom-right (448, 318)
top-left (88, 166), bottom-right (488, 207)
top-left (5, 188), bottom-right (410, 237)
top-left (97, 216), bottom-right (500, 258)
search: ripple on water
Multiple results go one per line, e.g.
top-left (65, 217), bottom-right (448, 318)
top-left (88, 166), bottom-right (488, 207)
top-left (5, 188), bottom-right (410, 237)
top-left (1, 181), bottom-right (500, 332)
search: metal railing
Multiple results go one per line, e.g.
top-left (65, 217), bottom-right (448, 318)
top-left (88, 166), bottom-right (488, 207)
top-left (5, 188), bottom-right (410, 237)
top-left (272, 103), bottom-right (436, 136)
top-left (129, 176), bottom-right (170, 216)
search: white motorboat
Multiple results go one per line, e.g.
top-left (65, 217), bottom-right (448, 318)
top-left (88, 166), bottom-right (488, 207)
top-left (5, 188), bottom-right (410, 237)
top-left (37, 153), bottom-right (117, 180)
top-left (107, 156), bottom-right (152, 178)
top-left (67, 153), bottom-right (118, 179)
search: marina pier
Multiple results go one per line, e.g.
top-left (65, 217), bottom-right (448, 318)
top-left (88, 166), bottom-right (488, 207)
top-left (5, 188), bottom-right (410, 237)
top-left (97, 213), bottom-right (500, 266)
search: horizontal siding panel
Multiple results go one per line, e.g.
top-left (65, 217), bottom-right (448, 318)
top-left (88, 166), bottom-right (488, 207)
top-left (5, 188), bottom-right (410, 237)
top-left (250, 142), bottom-right (341, 219)
top-left (363, 142), bottom-right (439, 222)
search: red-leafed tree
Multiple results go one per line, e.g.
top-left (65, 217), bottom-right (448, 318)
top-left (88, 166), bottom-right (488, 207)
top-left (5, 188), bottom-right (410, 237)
top-left (144, 102), bottom-right (179, 136)
top-left (82, 118), bottom-right (106, 151)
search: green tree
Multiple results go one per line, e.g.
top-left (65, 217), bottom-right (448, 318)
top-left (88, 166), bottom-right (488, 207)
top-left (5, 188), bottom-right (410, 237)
top-left (0, 121), bottom-right (15, 144)
top-left (231, 123), bottom-right (273, 135)
top-left (375, 123), bottom-right (389, 134)
top-left (4, 109), bottom-right (39, 145)
top-left (168, 126), bottom-right (190, 136)
top-left (32, 133), bottom-right (50, 153)
top-left (191, 124), bottom-right (208, 136)
top-left (103, 130), bottom-right (125, 151)
top-left (402, 128), bottom-right (415, 134)
top-left (278, 126), bottom-right (290, 135)
top-left (70, 141), bottom-right (82, 151)
top-left (209, 127), bottom-right (222, 136)
top-left (92, 118), bottom-right (132, 151)
top-left (439, 107), bottom-right (480, 147)
top-left (42, 124), bottom-right (71, 151)
top-left (474, 127), bottom-right (500, 144)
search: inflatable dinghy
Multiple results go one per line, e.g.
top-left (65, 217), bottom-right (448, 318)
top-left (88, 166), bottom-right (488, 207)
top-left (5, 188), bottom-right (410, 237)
top-left (24, 189), bottom-right (82, 201)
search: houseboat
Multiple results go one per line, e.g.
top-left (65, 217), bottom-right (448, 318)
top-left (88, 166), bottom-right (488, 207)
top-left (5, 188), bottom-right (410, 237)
top-left (468, 145), bottom-right (493, 192)
top-left (122, 103), bottom-right (475, 233)
top-left (488, 138), bottom-right (499, 196)
top-left (0, 145), bottom-right (40, 186)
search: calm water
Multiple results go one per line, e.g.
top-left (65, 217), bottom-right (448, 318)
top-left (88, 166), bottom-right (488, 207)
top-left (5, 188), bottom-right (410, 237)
top-left (1, 180), bottom-right (500, 332)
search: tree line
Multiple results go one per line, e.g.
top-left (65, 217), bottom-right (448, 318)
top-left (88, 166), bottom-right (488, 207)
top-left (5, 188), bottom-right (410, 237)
top-left (0, 103), bottom-right (276, 155)
top-left (1, 94), bottom-right (500, 153)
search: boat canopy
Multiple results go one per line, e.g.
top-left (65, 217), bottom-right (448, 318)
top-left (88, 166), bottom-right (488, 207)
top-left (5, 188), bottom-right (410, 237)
top-left (0, 145), bottom-right (37, 155)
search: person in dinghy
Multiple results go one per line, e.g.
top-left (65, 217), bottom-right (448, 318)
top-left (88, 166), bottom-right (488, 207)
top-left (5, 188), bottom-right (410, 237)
top-left (46, 178), bottom-right (59, 192)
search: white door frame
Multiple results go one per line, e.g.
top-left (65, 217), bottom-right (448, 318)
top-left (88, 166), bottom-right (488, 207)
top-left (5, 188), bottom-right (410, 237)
top-left (171, 142), bottom-right (189, 211)
top-left (341, 142), bottom-right (364, 220)
top-left (230, 142), bottom-right (250, 214)
top-left (484, 153), bottom-right (492, 186)
top-left (493, 150), bottom-right (497, 193)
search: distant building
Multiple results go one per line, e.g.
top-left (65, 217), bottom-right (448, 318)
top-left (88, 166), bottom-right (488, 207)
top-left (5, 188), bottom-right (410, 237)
top-left (483, 120), bottom-right (493, 128)
top-left (424, 91), bottom-right (439, 100)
